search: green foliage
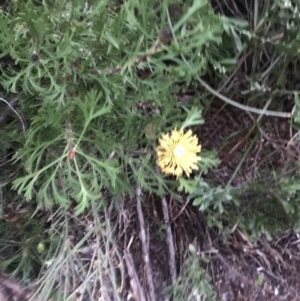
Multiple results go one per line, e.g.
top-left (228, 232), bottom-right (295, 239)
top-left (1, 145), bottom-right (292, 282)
top-left (0, 210), bottom-right (47, 282)
top-left (235, 172), bottom-right (300, 240)
top-left (0, 0), bottom-right (227, 213)
top-left (264, 0), bottom-right (300, 55)
top-left (163, 244), bottom-right (217, 301)
top-left (179, 176), bottom-right (239, 231)
top-left (3, 0), bottom-right (300, 299)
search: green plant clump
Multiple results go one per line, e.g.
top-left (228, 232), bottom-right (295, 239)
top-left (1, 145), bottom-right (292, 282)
top-left (0, 0), bottom-right (236, 214)
top-left (3, 0), bottom-right (300, 300)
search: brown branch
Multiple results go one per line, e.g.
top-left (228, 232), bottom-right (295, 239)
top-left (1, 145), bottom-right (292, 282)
top-left (0, 96), bottom-right (26, 135)
top-left (161, 196), bottom-right (177, 285)
top-left (136, 185), bottom-right (156, 300)
top-left (65, 118), bottom-right (76, 159)
top-left (124, 250), bottom-right (147, 301)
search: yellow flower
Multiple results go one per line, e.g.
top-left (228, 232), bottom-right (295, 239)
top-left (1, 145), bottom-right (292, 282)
top-left (156, 128), bottom-right (201, 178)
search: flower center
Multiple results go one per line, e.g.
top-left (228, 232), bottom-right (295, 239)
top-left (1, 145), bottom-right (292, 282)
top-left (173, 144), bottom-right (185, 158)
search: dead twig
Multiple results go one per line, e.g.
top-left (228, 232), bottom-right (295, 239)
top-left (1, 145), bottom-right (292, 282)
top-left (0, 97), bottom-right (26, 135)
top-left (124, 248), bottom-right (146, 301)
top-left (171, 198), bottom-right (190, 223)
top-left (65, 119), bottom-right (76, 159)
top-left (136, 185), bottom-right (156, 300)
top-left (161, 196), bottom-right (177, 285)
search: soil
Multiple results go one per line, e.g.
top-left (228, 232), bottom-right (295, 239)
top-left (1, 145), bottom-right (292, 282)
top-left (119, 202), bottom-right (300, 301)
top-left (208, 230), bottom-right (300, 301)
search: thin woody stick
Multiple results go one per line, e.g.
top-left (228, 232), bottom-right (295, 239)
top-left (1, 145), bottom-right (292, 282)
top-left (136, 185), bottom-right (156, 300)
top-left (65, 119), bottom-right (76, 159)
top-left (0, 97), bottom-right (26, 134)
top-left (161, 196), bottom-right (177, 285)
top-left (124, 249), bottom-right (147, 301)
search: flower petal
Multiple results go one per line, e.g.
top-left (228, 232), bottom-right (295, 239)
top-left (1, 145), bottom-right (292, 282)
top-left (156, 128), bottom-right (202, 178)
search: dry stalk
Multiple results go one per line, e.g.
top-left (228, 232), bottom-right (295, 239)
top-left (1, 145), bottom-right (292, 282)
top-left (0, 97), bottom-right (26, 134)
top-left (161, 196), bottom-right (177, 285)
top-left (124, 250), bottom-right (146, 301)
top-left (136, 185), bottom-right (156, 300)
